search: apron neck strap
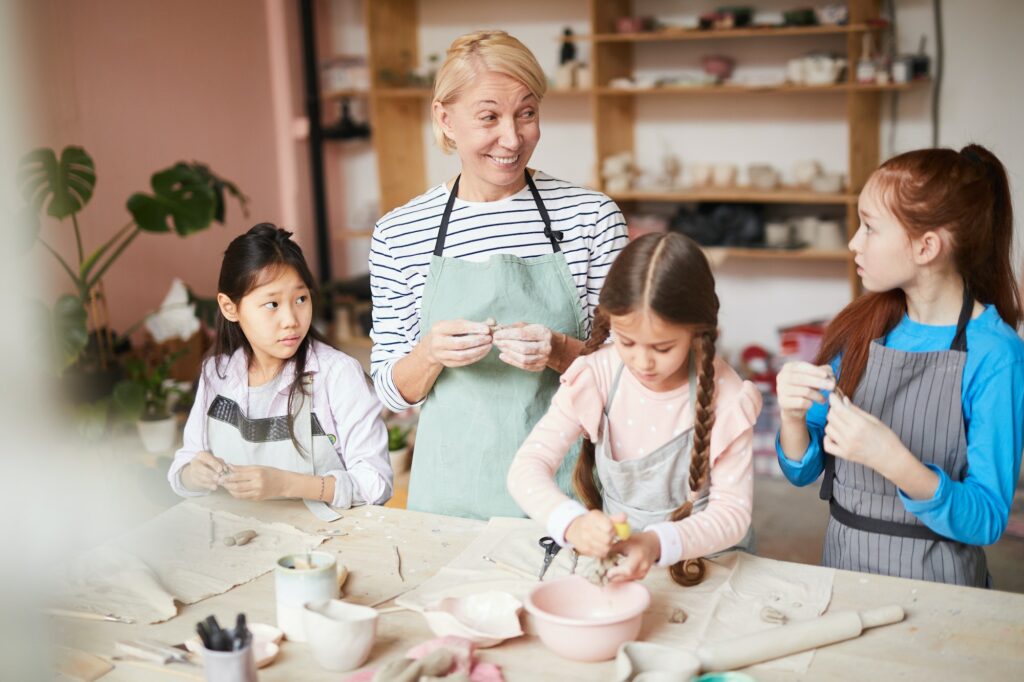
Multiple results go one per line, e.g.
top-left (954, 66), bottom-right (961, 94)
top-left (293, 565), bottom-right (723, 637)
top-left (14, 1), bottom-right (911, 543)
top-left (433, 170), bottom-right (561, 257)
top-left (949, 283), bottom-right (973, 352)
top-left (604, 351), bottom-right (698, 419)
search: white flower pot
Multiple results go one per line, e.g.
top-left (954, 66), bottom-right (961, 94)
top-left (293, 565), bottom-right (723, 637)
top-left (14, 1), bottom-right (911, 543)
top-left (389, 446), bottom-right (411, 475)
top-left (137, 417), bottom-right (179, 453)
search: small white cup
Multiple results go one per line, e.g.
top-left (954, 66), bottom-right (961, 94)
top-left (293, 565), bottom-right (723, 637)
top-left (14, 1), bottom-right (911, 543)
top-left (201, 642), bottom-right (258, 682)
top-left (303, 599), bottom-right (379, 671)
top-left (275, 552), bottom-right (339, 642)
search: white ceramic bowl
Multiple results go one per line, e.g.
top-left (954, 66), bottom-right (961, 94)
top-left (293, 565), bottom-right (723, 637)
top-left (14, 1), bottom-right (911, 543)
top-left (421, 591), bottom-right (524, 648)
top-left (525, 575), bottom-right (651, 662)
top-left (303, 599), bottom-right (378, 672)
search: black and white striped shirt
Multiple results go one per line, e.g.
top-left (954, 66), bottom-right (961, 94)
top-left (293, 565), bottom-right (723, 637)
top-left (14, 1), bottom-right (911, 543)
top-left (369, 171), bottom-right (628, 411)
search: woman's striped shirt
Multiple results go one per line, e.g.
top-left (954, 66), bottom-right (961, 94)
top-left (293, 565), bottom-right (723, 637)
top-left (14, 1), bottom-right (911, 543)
top-left (369, 171), bottom-right (627, 411)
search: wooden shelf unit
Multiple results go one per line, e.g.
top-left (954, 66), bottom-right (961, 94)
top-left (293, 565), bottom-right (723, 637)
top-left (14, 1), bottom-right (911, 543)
top-left (308, 0), bottom-right (897, 297)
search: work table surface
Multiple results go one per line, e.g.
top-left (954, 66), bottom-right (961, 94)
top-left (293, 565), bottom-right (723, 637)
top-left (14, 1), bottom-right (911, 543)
top-left (56, 496), bottom-right (1024, 681)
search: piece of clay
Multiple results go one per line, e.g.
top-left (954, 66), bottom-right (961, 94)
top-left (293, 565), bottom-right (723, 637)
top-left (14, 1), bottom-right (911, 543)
top-left (760, 606), bottom-right (788, 624)
top-left (669, 607), bottom-right (688, 624)
top-left (222, 536), bottom-right (236, 547)
top-left (233, 530), bottom-right (257, 546)
top-left (338, 565), bottom-right (349, 592)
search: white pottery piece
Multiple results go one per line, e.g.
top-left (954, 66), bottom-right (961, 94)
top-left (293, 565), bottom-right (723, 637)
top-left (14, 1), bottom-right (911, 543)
top-left (303, 599), bottom-right (379, 671)
top-left (614, 641), bottom-right (701, 682)
top-left (421, 591), bottom-right (524, 648)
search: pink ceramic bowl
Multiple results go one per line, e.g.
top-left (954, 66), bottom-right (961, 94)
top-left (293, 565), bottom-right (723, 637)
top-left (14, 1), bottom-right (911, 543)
top-left (524, 575), bottom-right (651, 662)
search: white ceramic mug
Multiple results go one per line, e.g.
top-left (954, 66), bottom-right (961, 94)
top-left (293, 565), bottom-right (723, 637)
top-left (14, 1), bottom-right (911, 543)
top-left (275, 552), bottom-right (339, 641)
top-left (303, 599), bottom-right (379, 671)
top-left (711, 163), bottom-right (737, 188)
top-left (765, 222), bottom-right (794, 248)
top-left (814, 220), bottom-right (845, 250)
top-left (201, 642), bottom-right (258, 682)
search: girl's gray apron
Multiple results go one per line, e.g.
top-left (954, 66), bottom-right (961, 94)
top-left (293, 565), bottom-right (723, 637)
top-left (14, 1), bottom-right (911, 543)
top-left (596, 359), bottom-right (753, 551)
top-left (819, 288), bottom-right (987, 586)
top-left (207, 376), bottom-right (343, 521)
top-left (408, 170), bottom-right (586, 519)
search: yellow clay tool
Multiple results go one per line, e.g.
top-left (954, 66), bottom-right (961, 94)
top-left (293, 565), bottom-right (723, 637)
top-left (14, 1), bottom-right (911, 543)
top-left (614, 521), bottom-right (632, 540)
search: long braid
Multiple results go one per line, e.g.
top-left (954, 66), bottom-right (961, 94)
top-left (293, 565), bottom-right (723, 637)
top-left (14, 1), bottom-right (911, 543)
top-left (668, 327), bottom-right (718, 586)
top-left (571, 307), bottom-right (611, 511)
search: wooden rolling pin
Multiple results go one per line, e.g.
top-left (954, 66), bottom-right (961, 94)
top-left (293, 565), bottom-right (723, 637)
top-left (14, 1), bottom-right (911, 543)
top-left (697, 605), bottom-right (905, 671)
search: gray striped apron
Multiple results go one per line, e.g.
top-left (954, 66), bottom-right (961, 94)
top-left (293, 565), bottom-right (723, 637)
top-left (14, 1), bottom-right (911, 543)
top-left (596, 360), bottom-right (754, 552)
top-left (819, 287), bottom-right (987, 586)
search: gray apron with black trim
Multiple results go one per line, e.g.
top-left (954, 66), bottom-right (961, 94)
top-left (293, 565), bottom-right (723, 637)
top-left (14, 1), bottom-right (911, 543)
top-left (207, 375), bottom-right (344, 520)
top-left (596, 359), bottom-right (754, 552)
top-left (819, 287), bottom-right (987, 586)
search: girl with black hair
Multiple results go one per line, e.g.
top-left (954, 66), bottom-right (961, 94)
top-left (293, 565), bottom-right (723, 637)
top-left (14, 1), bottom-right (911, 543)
top-left (168, 224), bottom-right (392, 515)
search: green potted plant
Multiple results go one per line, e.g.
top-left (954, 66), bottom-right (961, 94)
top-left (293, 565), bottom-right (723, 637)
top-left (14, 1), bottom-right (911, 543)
top-left (18, 145), bottom-right (246, 411)
top-left (388, 424), bottom-right (413, 474)
top-left (112, 349), bottom-right (189, 453)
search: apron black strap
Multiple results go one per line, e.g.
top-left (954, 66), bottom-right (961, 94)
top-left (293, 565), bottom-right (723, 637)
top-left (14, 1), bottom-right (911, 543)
top-left (524, 170), bottom-right (562, 252)
top-left (949, 284), bottom-right (973, 352)
top-left (434, 170), bottom-right (560, 256)
top-left (829, 498), bottom-right (952, 542)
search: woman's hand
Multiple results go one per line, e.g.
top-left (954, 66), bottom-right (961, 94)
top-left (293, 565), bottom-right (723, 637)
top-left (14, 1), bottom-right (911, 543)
top-left (776, 361), bottom-right (835, 423)
top-left (565, 510), bottom-right (623, 557)
top-left (606, 531), bottom-right (661, 583)
top-left (423, 319), bottom-right (493, 368)
top-left (181, 451), bottom-right (230, 492)
top-left (492, 323), bottom-right (554, 372)
top-left (221, 466), bottom-right (294, 501)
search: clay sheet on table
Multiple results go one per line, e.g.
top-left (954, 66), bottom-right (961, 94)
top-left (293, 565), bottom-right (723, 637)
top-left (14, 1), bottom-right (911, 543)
top-left (57, 501), bottom-right (325, 624)
top-left (397, 517), bottom-right (834, 673)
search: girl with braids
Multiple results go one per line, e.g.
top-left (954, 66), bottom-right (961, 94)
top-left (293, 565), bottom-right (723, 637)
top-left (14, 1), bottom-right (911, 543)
top-left (776, 144), bottom-right (1024, 587)
top-left (168, 224), bottom-right (392, 517)
top-left (508, 233), bottom-right (761, 584)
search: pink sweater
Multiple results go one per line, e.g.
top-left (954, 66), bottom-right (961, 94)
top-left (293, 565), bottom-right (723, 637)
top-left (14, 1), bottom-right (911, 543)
top-left (507, 345), bottom-right (761, 566)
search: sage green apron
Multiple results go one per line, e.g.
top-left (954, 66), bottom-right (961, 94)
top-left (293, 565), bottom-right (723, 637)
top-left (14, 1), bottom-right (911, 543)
top-left (407, 170), bottom-right (586, 519)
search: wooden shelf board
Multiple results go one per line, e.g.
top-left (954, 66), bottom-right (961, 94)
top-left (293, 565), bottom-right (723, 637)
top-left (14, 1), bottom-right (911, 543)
top-left (585, 24), bottom-right (878, 43)
top-left (323, 89), bottom-right (370, 101)
top-left (373, 87), bottom-right (432, 98)
top-left (597, 80), bottom-right (927, 96)
top-left (611, 188), bottom-right (855, 205)
top-left (333, 230), bottom-right (374, 240)
top-left (704, 246), bottom-right (851, 262)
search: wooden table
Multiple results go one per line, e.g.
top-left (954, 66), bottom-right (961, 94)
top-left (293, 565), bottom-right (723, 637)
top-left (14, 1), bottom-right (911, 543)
top-left (56, 495), bottom-right (1024, 681)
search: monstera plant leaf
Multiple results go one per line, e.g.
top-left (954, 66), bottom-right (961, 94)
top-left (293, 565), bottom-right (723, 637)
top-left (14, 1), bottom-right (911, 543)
top-left (190, 162), bottom-right (250, 223)
top-left (17, 146), bottom-right (96, 219)
top-left (126, 163), bottom-right (218, 235)
top-left (53, 294), bottom-right (89, 372)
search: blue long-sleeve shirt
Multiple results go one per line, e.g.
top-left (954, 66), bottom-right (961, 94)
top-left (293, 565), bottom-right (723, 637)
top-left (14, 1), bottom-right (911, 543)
top-left (776, 304), bottom-right (1024, 546)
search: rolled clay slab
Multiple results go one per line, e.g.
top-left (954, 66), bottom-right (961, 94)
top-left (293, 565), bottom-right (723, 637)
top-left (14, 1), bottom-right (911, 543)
top-left (697, 605), bottom-right (905, 672)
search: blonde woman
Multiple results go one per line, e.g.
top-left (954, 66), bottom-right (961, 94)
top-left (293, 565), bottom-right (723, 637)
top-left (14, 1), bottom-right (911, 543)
top-left (369, 30), bottom-right (627, 520)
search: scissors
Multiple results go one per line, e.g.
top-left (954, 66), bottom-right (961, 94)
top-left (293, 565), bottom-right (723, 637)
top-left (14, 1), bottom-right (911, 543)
top-left (537, 537), bottom-right (580, 580)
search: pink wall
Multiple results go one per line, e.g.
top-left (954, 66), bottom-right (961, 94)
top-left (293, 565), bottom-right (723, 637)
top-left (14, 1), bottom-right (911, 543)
top-left (24, 0), bottom-right (311, 333)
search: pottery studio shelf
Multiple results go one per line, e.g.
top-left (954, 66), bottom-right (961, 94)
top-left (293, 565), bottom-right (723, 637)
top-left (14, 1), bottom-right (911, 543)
top-left (702, 246), bottom-right (851, 264)
top-left (573, 23), bottom-right (883, 43)
top-left (610, 188), bottom-right (856, 205)
top-left (306, 0), bottom-right (905, 299)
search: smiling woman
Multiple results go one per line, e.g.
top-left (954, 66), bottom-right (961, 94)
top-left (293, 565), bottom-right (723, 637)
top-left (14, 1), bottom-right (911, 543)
top-left (368, 31), bottom-right (629, 520)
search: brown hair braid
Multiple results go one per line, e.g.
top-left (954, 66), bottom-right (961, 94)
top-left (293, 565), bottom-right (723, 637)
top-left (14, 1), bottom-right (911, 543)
top-left (573, 233), bottom-right (720, 587)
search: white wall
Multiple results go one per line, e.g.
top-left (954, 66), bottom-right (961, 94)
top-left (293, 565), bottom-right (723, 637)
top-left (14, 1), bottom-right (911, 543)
top-left (327, 0), bottom-right (1024, 357)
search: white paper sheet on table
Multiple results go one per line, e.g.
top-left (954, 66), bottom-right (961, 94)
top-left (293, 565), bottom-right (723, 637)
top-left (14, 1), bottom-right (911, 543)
top-left (397, 517), bottom-right (834, 673)
top-left (57, 501), bottom-right (326, 624)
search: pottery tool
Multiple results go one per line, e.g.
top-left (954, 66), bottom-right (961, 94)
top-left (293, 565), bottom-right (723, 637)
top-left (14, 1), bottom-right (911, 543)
top-left (46, 608), bottom-right (133, 623)
top-left (537, 536), bottom-right (565, 580)
top-left (391, 540), bottom-right (403, 577)
top-left (482, 554), bottom-right (537, 581)
top-left (696, 605), bottom-right (905, 671)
